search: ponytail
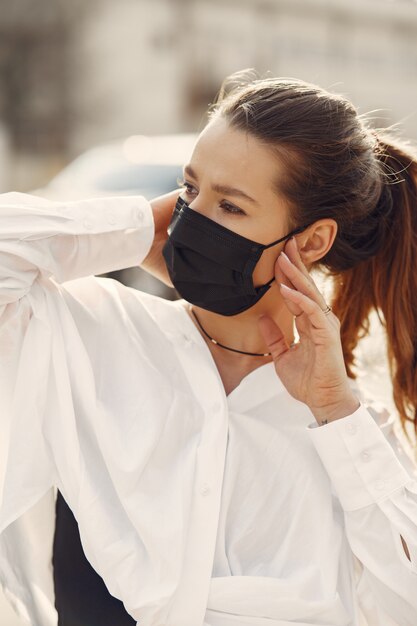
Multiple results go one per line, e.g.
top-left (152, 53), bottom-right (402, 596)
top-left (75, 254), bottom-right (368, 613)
top-left (331, 135), bottom-right (417, 447)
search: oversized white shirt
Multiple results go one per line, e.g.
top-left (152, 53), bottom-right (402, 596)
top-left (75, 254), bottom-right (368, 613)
top-left (0, 192), bottom-right (416, 626)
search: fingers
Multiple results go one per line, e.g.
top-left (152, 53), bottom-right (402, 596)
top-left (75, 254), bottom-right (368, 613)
top-left (279, 283), bottom-right (330, 331)
top-left (150, 189), bottom-right (183, 234)
top-left (258, 315), bottom-right (290, 360)
top-left (277, 238), bottom-right (328, 313)
top-left (150, 188), bottom-right (182, 216)
top-left (273, 247), bottom-right (303, 317)
top-left (284, 236), bottom-right (312, 280)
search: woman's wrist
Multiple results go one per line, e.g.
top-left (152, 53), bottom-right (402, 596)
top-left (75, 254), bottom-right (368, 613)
top-left (310, 393), bottom-right (361, 425)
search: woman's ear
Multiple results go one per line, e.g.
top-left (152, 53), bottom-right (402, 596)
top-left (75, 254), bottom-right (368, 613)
top-left (296, 219), bottom-right (338, 265)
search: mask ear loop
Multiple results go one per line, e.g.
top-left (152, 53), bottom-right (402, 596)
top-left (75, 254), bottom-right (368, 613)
top-left (262, 223), bottom-right (313, 287)
top-left (263, 223), bottom-right (312, 250)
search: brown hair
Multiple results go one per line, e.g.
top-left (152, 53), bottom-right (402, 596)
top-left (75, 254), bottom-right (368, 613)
top-left (208, 69), bottom-right (417, 447)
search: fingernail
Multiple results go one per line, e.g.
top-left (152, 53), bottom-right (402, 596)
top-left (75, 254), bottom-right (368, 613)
top-left (280, 283), bottom-right (292, 291)
top-left (280, 251), bottom-right (290, 262)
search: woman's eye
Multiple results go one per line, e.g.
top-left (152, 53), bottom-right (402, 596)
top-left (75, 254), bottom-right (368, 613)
top-left (177, 177), bottom-right (197, 195)
top-left (176, 177), bottom-right (245, 215)
top-left (220, 202), bottom-right (245, 216)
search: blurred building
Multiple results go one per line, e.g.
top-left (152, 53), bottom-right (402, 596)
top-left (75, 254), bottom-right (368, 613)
top-left (0, 0), bottom-right (416, 191)
top-left (0, 1), bottom-right (78, 190)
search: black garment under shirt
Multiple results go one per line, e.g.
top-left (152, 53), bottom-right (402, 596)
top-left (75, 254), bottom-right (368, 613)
top-left (52, 490), bottom-right (136, 626)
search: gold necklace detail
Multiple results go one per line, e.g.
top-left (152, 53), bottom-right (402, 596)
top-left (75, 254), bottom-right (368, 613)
top-left (190, 309), bottom-right (272, 357)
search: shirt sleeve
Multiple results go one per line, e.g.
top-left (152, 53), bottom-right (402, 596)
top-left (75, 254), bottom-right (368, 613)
top-left (307, 399), bottom-right (417, 625)
top-left (0, 191), bottom-right (155, 534)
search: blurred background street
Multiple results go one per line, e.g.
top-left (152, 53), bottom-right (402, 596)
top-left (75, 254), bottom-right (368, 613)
top-left (1, 0), bottom-right (417, 194)
top-left (1, 0), bottom-right (417, 623)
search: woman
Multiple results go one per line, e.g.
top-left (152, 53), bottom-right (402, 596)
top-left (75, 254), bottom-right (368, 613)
top-left (0, 70), bottom-right (416, 626)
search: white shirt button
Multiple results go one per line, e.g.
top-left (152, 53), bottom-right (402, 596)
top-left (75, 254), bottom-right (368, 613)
top-left (361, 450), bottom-right (371, 462)
top-left (83, 219), bottom-right (93, 230)
top-left (136, 209), bottom-right (144, 224)
top-left (346, 423), bottom-right (357, 435)
top-left (107, 213), bottom-right (116, 225)
top-left (375, 479), bottom-right (386, 491)
top-left (200, 483), bottom-right (211, 496)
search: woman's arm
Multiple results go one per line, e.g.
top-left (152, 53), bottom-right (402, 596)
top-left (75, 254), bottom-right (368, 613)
top-left (0, 191), bottom-right (154, 306)
top-left (258, 232), bottom-right (417, 624)
top-left (308, 399), bottom-right (417, 625)
top-left (0, 191), bottom-right (155, 532)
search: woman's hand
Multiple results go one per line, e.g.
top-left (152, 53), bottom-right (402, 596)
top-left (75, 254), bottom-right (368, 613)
top-left (141, 189), bottom-right (181, 287)
top-left (258, 236), bottom-right (360, 425)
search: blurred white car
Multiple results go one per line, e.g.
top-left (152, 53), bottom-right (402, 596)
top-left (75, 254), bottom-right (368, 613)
top-left (36, 133), bottom-right (198, 297)
top-left (39, 133), bottom-right (198, 200)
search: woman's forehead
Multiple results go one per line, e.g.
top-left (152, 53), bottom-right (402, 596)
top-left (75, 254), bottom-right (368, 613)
top-left (188, 118), bottom-right (287, 205)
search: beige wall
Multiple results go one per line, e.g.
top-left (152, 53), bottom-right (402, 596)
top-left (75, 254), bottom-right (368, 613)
top-left (68, 0), bottom-right (417, 156)
top-left (1, 0), bottom-right (416, 187)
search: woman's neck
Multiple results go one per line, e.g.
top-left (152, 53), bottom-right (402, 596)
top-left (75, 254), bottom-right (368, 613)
top-left (184, 288), bottom-right (295, 368)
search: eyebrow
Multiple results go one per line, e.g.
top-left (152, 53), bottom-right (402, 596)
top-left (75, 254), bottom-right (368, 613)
top-left (183, 164), bottom-right (258, 205)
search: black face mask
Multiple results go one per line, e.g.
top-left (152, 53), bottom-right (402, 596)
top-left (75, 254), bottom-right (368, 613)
top-left (162, 196), bottom-right (311, 316)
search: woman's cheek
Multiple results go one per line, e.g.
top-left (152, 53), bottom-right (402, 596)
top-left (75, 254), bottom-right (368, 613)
top-left (253, 247), bottom-right (281, 286)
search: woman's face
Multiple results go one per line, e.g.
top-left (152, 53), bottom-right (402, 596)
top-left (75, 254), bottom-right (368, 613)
top-left (180, 116), bottom-right (296, 287)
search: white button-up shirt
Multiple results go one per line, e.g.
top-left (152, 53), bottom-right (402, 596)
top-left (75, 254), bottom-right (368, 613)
top-left (0, 192), bottom-right (416, 626)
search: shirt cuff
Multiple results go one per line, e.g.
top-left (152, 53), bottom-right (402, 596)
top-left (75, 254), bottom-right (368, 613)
top-left (60, 194), bottom-right (156, 281)
top-left (306, 403), bottom-right (412, 511)
top-left (69, 194), bottom-right (155, 271)
top-left (123, 195), bottom-right (155, 267)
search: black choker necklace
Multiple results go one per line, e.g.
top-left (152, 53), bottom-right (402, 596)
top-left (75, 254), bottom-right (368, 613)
top-left (191, 309), bottom-right (272, 357)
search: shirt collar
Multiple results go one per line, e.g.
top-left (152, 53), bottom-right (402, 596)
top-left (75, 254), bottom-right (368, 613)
top-left (170, 299), bottom-right (286, 412)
